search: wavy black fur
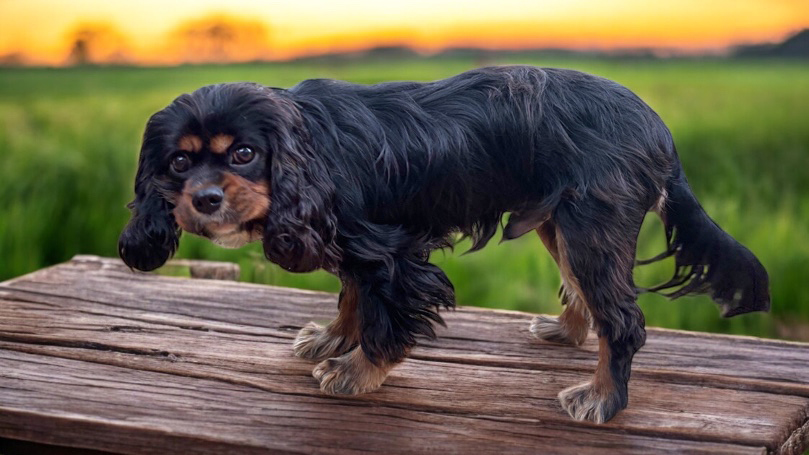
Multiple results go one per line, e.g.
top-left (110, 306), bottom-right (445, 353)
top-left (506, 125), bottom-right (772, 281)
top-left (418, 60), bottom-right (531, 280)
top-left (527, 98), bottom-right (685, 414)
top-left (641, 168), bottom-right (770, 317)
top-left (119, 113), bottom-right (182, 272)
top-left (121, 66), bottom-right (770, 420)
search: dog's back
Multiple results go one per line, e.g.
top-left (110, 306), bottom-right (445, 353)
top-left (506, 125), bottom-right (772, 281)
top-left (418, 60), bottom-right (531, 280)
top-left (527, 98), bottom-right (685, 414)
top-left (291, 67), bottom-right (675, 246)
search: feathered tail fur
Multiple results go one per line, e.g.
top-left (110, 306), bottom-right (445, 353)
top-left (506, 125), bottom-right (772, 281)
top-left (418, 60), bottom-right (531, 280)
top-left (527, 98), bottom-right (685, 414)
top-left (641, 167), bottom-right (770, 317)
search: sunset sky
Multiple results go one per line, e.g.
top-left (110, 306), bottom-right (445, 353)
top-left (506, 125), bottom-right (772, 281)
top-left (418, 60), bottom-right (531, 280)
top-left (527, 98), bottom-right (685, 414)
top-left (1, 0), bottom-right (808, 64)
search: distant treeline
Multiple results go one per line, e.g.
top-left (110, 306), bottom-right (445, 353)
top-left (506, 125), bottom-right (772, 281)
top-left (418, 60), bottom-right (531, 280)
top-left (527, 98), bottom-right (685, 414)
top-left (731, 29), bottom-right (809, 58)
top-left (1, 26), bottom-right (806, 68)
top-left (291, 28), bottom-right (809, 64)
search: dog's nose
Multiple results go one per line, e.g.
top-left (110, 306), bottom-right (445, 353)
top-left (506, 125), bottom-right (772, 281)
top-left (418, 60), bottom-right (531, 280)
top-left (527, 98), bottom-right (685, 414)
top-left (192, 187), bottom-right (224, 215)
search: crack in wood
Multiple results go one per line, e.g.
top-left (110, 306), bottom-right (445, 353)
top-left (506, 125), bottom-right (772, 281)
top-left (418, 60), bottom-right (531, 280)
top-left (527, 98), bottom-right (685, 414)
top-left (0, 335), bottom-right (179, 361)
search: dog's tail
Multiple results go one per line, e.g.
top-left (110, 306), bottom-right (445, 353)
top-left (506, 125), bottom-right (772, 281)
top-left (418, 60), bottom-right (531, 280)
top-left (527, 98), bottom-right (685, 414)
top-left (640, 166), bottom-right (770, 317)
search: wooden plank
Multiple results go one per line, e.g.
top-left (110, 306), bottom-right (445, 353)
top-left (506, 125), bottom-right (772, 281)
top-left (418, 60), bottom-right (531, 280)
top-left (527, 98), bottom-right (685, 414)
top-left (0, 255), bottom-right (806, 454)
top-left (5, 255), bottom-right (808, 393)
top-left (422, 308), bottom-right (809, 397)
top-left (0, 349), bottom-right (763, 455)
top-left (0, 293), bottom-right (804, 446)
top-left (163, 258), bottom-right (240, 281)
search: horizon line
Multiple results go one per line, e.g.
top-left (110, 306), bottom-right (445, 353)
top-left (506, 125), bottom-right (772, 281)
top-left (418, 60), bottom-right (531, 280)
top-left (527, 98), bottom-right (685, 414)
top-left (2, 28), bottom-right (805, 68)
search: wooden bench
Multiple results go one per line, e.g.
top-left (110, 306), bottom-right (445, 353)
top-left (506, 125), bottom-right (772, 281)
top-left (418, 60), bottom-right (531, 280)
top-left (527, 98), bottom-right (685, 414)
top-left (0, 255), bottom-right (807, 454)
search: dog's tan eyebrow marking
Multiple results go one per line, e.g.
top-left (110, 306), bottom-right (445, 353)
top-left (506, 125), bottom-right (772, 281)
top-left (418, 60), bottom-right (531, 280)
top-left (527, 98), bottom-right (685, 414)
top-left (178, 135), bottom-right (203, 153)
top-left (210, 134), bottom-right (235, 155)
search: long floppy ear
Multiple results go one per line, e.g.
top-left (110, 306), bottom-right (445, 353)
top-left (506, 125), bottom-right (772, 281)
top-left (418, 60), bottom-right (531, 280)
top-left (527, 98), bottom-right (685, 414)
top-left (118, 118), bottom-right (180, 271)
top-left (262, 95), bottom-right (341, 273)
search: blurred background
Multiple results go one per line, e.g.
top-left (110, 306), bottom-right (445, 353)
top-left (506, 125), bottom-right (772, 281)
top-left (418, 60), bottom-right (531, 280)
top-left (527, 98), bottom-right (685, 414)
top-left (1, 0), bottom-right (807, 340)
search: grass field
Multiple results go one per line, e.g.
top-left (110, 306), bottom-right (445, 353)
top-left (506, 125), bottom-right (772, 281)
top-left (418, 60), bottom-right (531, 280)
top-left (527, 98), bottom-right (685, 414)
top-left (1, 56), bottom-right (807, 339)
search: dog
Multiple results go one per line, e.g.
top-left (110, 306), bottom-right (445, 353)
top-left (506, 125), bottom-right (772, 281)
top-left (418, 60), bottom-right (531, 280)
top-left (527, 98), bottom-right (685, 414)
top-left (119, 65), bottom-right (770, 423)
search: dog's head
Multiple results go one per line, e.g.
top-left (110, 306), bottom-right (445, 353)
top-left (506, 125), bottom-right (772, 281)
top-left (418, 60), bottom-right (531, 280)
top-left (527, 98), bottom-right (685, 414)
top-left (119, 83), bottom-right (340, 273)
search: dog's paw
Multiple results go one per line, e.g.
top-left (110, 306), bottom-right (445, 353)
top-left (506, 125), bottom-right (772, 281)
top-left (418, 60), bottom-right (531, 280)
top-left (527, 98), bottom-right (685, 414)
top-left (530, 316), bottom-right (587, 346)
top-left (313, 349), bottom-right (389, 395)
top-left (293, 322), bottom-right (352, 362)
top-left (558, 381), bottom-right (625, 424)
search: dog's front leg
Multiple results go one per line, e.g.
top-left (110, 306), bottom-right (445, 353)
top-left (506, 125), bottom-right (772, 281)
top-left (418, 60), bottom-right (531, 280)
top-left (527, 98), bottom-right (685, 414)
top-left (294, 278), bottom-right (361, 362)
top-left (308, 227), bottom-right (456, 395)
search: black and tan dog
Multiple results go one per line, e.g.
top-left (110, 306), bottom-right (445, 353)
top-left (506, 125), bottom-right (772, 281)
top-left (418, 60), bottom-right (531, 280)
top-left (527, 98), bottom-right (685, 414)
top-left (119, 66), bottom-right (770, 423)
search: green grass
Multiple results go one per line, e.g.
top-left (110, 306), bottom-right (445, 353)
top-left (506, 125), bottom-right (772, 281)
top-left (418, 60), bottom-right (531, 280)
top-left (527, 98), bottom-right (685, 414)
top-left (1, 57), bottom-right (807, 339)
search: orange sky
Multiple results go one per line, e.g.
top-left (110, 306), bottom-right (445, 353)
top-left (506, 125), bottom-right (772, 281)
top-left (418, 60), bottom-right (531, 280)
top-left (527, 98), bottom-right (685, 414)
top-left (1, 0), bottom-right (808, 64)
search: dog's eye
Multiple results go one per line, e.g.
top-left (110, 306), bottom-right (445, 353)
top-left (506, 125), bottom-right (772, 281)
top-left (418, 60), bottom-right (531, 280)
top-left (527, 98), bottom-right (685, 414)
top-left (232, 147), bottom-right (255, 165)
top-left (170, 153), bottom-right (191, 173)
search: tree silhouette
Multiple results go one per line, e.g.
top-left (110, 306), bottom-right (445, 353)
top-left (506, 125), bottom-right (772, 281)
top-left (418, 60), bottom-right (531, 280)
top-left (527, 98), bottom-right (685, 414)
top-left (65, 23), bottom-right (130, 65)
top-left (170, 14), bottom-right (271, 63)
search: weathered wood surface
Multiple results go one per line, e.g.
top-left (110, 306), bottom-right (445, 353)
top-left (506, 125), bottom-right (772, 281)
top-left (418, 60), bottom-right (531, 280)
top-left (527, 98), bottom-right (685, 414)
top-left (0, 255), bottom-right (807, 454)
top-left (163, 258), bottom-right (241, 281)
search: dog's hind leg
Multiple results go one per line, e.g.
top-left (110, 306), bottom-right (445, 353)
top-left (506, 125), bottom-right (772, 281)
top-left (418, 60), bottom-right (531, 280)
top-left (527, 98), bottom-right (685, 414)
top-left (552, 198), bottom-right (647, 423)
top-left (294, 278), bottom-right (359, 362)
top-left (530, 220), bottom-right (591, 346)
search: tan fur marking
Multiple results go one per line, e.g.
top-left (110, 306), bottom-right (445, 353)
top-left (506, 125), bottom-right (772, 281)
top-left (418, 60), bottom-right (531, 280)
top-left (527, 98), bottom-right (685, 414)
top-left (554, 224), bottom-right (593, 334)
top-left (332, 281), bottom-right (360, 341)
top-left (294, 280), bottom-right (360, 361)
top-left (172, 176), bottom-right (268, 246)
top-left (554, 224), bottom-right (586, 307)
top-left (594, 336), bottom-right (615, 394)
top-left (209, 134), bottom-right (235, 155)
top-left (178, 135), bottom-right (202, 153)
top-left (558, 336), bottom-right (620, 423)
top-left (221, 173), bottom-right (271, 222)
top-left (531, 221), bottom-right (590, 345)
top-left (313, 346), bottom-right (393, 395)
top-left (172, 181), bottom-right (197, 232)
top-left (559, 300), bottom-right (590, 345)
top-left (537, 221), bottom-right (560, 263)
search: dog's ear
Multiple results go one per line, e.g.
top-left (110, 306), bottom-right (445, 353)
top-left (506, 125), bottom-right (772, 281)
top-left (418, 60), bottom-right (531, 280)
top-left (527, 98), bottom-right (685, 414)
top-left (262, 96), bottom-right (341, 273)
top-left (119, 116), bottom-right (180, 272)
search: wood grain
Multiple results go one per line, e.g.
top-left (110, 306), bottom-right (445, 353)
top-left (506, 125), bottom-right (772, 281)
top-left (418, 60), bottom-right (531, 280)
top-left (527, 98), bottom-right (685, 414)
top-left (0, 255), bottom-right (806, 454)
